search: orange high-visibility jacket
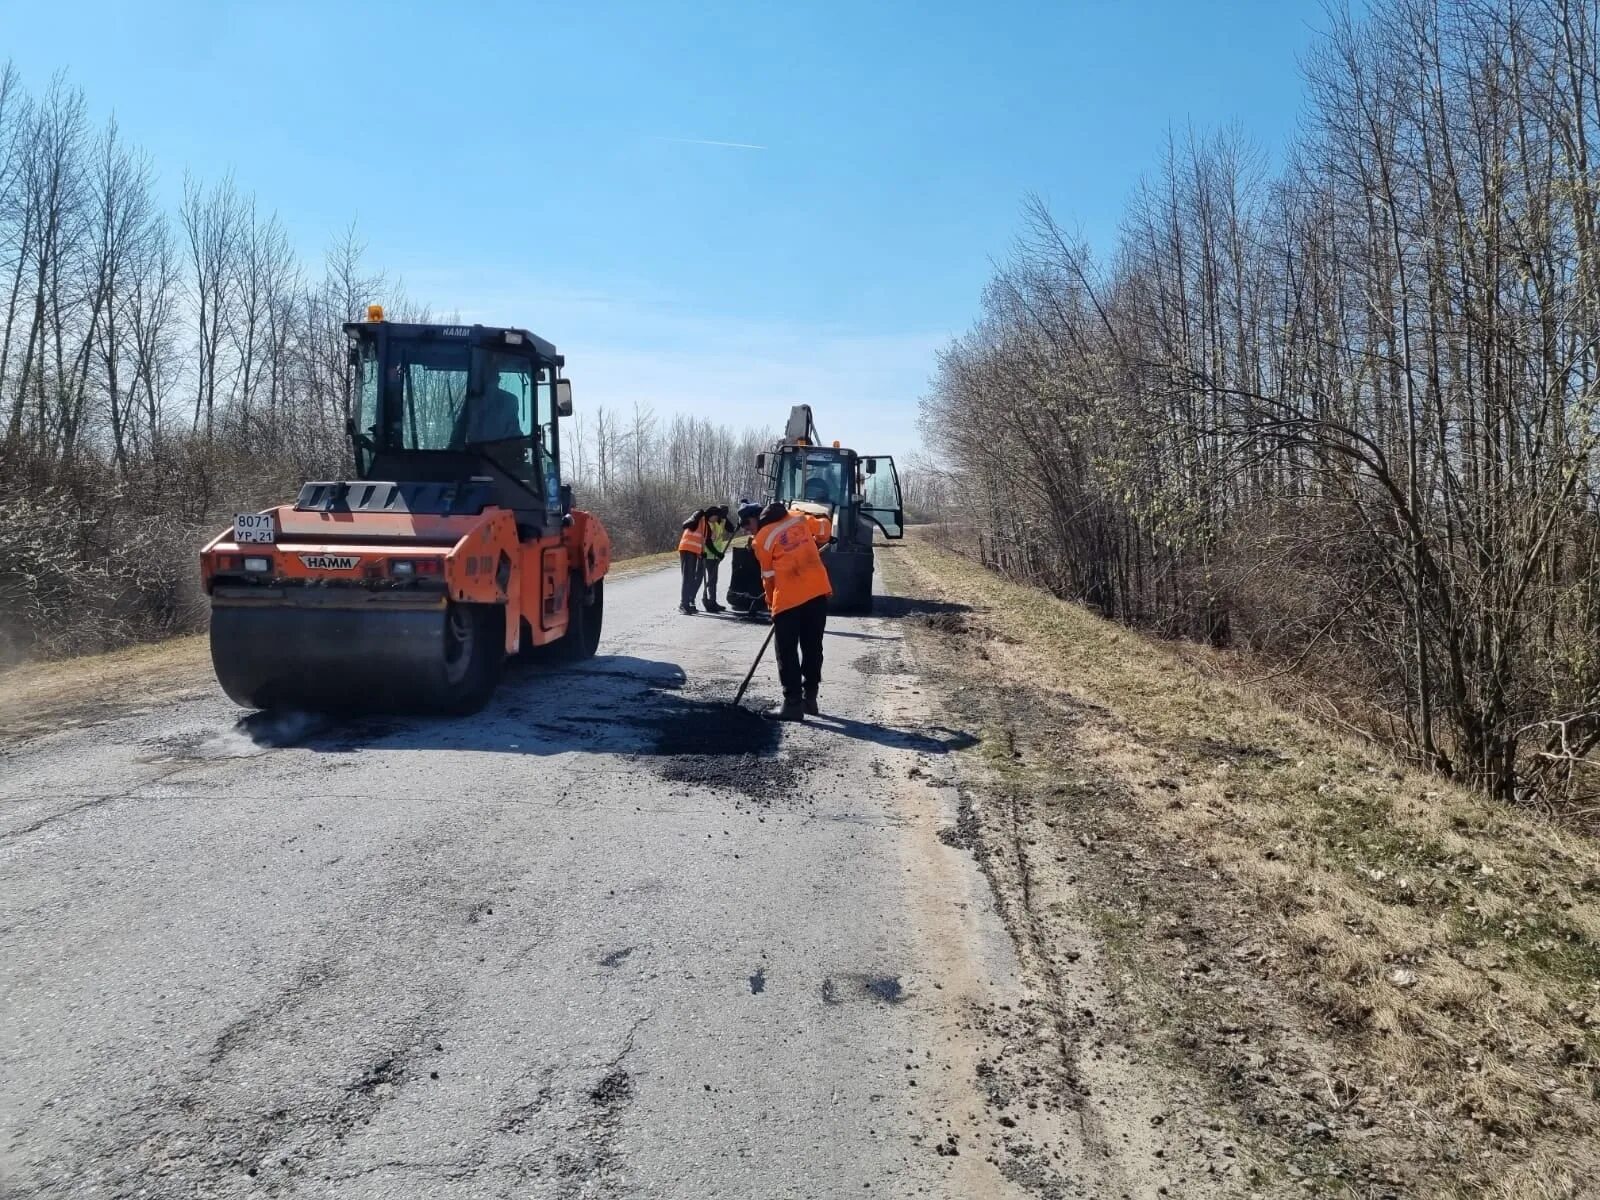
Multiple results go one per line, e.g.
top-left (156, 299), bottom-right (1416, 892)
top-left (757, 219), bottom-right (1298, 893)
top-left (677, 514), bottom-right (708, 555)
top-left (790, 502), bottom-right (833, 546)
top-left (753, 512), bottom-right (832, 615)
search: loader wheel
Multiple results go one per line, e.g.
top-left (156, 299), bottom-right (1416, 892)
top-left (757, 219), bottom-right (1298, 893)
top-left (856, 575), bottom-right (876, 614)
top-left (829, 568), bottom-right (876, 614)
top-left (551, 575), bottom-right (604, 662)
top-left (835, 569), bottom-right (874, 614)
top-left (436, 602), bottom-right (503, 714)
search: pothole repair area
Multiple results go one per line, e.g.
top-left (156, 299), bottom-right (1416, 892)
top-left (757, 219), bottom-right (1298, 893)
top-left (638, 699), bottom-right (799, 801)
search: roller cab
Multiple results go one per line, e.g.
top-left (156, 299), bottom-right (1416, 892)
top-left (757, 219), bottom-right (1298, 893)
top-left (200, 313), bottom-right (611, 714)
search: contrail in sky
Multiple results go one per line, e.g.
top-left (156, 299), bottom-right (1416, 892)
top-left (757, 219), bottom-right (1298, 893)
top-left (655, 136), bottom-right (768, 150)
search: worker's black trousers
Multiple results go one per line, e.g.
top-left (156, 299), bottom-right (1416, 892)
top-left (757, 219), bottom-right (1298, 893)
top-left (774, 595), bottom-right (828, 700)
top-left (679, 552), bottom-right (703, 610)
top-left (702, 558), bottom-right (721, 605)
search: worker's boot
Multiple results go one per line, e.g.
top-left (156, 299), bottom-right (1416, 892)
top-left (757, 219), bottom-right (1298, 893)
top-left (766, 694), bottom-right (806, 722)
top-left (803, 685), bottom-right (820, 717)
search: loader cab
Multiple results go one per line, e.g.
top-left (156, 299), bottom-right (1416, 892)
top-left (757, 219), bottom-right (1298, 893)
top-left (343, 318), bottom-right (570, 527)
top-left (766, 445), bottom-right (905, 542)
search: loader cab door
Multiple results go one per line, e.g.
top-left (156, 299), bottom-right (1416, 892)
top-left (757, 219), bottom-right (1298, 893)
top-left (860, 456), bottom-right (904, 539)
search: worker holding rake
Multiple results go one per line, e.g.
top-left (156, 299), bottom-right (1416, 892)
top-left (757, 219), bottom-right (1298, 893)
top-left (752, 501), bottom-right (833, 721)
top-left (677, 508), bottom-right (711, 615)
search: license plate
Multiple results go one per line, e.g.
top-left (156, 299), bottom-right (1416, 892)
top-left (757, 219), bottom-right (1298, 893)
top-left (233, 513), bottom-right (276, 544)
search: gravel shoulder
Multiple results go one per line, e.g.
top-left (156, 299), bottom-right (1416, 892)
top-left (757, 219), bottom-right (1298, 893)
top-left (0, 635), bottom-right (214, 743)
top-left (887, 537), bottom-right (1600, 1199)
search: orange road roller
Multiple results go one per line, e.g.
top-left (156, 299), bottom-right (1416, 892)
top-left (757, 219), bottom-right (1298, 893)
top-left (200, 310), bottom-right (611, 713)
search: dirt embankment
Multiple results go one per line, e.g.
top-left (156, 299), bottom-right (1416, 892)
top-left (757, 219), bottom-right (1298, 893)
top-left (888, 538), bottom-right (1600, 1200)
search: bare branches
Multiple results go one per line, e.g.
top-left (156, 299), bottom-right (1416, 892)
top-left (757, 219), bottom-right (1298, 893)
top-left (0, 63), bottom-right (421, 661)
top-left (928, 0), bottom-right (1600, 807)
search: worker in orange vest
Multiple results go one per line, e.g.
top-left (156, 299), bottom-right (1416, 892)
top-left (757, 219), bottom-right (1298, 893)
top-left (677, 508), bottom-right (711, 615)
top-left (752, 501), bottom-right (833, 720)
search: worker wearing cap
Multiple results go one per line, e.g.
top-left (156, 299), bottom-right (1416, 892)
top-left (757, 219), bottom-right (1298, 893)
top-left (752, 501), bottom-right (833, 721)
top-left (677, 509), bottom-right (710, 615)
top-left (701, 506), bottom-right (731, 613)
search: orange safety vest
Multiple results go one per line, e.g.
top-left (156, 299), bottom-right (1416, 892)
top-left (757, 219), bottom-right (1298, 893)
top-left (677, 514), bottom-right (708, 555)
top-left (790, 502), bottom-right (833, 546)
top-left (753, 512), bottom-right (833, 615)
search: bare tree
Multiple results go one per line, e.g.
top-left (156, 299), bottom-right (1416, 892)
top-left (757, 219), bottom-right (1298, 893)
top-left (85, 120), bottom-right (156, 469)
top-left (179, 172), bottom-right (242, 441)
top-left (229, 197), bottom-right (294, 429)
top-left (928, 0), bottom-right (1600, 806)
top-left (6, 75), bottom-right (87, 454)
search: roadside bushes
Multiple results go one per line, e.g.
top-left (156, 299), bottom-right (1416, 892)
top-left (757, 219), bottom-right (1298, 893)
top-left (562, 408), bottom-right (769, 558)
top-left (0, 62), bottom-right (769, 665)
top-left (926, 0), bottom-right (1600, 808)
top-left (0, 477), bottom-right (197, 664)
top-left (0, 437), bottom-right (312, 664)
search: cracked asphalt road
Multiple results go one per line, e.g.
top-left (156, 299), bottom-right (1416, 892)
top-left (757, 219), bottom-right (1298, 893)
top-left (1, 565), bottom-right (1041, 1198)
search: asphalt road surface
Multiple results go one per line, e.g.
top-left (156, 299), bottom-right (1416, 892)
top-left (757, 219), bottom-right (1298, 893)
top-left (2, 565), bottom-right (1044, 1199)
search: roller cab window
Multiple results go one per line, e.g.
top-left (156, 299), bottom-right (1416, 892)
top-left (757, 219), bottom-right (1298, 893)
top-left (353, 339), bottom-right (381, 475)
top-left (385, 343), bottom-right (536, 456)
top-left (357, 339), bottom-right (542, 480)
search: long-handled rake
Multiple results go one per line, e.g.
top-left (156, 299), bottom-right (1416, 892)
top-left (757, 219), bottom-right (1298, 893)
top-left (732, 625), bottom-right (776, 708)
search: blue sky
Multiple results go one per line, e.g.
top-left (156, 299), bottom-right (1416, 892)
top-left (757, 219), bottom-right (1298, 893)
top-left (3, 0), bottom-right (1330, 461)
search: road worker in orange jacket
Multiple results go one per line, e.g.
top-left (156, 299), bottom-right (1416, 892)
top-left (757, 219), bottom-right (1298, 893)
top-left (791, 501), bottom-right (833, 545)
top-left (752, 501), bottom-right (833, 720)
top-left (677, 509), bottom-right (711, 615)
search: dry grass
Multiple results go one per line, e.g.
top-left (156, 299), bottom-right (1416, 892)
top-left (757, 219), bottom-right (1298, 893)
top-left (889, 537), bottom-right (1600, 1199)
top-left (605, 549), bottom-right (679, 579)
top-left (0, 634), bottom-right (213, 743)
